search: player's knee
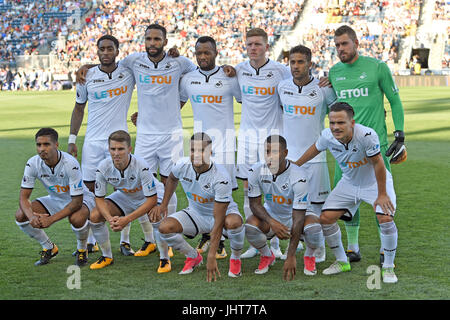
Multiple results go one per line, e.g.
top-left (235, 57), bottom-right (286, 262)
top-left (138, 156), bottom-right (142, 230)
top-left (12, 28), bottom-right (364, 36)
top-left (69, 214), bottom-right (87, 228)
top-left (376, 213), bottom-right (393, 224)
top-left (158, 218), bottom-right (179, 234)
top-left (245, 214), bottom-right (259, 226)
top-left (305, 214), bottom-right (321, 226)
top-left (319, 211), bottom-right (337, 225)
top-left (15, 208), bottom-right (28, 223)
top-left (89, 208), bottom-right (103, 224)
top-left (224, 213), bottom-right (243, 230)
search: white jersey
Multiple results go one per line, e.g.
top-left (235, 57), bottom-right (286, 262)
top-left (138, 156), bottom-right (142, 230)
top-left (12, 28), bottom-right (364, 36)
top-left (316, 124), bottom-right (387, 187)
top-left (236, 59), bottom-right (291, 143)
top-left (21, 151), bottom-right (91, 201)
top-left (180, 66), bottom-right (241, 154)
top-left (171, 157), bottom-right (236, 217)
top-left (278, 76), bottom-right (337, 162)
top-left (120, 52), bottom-right (197, 135)
top-left (95, 154), bottom-right (158, 201)
top-left (75, 64), bottom-right (135, 141)
top-left (247, 160), bottom-right (309, 225)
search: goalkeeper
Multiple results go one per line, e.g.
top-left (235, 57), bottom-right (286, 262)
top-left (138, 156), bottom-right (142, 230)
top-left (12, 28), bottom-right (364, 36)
top-left (320, 25), bottom-right (406, 265)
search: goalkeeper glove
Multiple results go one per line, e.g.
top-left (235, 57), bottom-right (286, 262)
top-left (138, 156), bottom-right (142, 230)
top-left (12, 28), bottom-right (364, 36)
top-left (385, 130), bottom-right (407, 164)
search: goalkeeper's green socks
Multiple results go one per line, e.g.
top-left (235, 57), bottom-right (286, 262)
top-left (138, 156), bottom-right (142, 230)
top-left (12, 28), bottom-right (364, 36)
top-left (344, 209), bottom-right (383, 253)
top-left (344, 209), bottom-right (361, 252)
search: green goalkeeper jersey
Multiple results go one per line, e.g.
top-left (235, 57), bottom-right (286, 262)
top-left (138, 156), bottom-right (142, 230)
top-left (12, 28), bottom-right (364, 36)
top-left (329, 55), bottom-right (404, 146)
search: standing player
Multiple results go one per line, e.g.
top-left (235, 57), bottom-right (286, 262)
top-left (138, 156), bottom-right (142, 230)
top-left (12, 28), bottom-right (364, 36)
top-left (89, 131), bottom-right (169, 271)
top-left (16, 128), bottom-right (95, 266)
top-left (322, 25), bottom-right (406, 263)
top-left (246, 135), bottom-right (324, 278)
top-left (69, 35), bottom-right (154, 257)
top-left (150, 133), bottom-right (245, 281)
top-left (236, 28), bottom-right (292, 258)
top-left (294, 103), bottom-right (399, 283)
top-left (278, 45), bottom-right (337, 261)
top-left (179, 36), bottom-right (242, 258)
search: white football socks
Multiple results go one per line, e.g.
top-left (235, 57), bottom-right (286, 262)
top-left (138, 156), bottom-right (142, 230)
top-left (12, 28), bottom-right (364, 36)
top-left (16, 220), bottom-right (53, 250)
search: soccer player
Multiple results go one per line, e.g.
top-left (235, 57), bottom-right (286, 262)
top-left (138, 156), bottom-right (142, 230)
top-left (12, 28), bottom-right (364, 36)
top-left (150, 133), bottom-right (245, 281)
top-left (278, 44), bottom-right (337, 262)
top-left (293, 102), bottom-right (399, 283)
top-left (68, 35), bottom-right (154, 257)
top-left (321, 25), bottom-right (406, 264)
top-left (179, 36), bottom-right (242, 258)
top-left (247, 135), bottom-right (324, 278)
top-left (89, 130), bottom-right (169, 271)
top-left (15, 128), bottom-right (95, 266)
top-left (236, 28), bottom-right (292, 258)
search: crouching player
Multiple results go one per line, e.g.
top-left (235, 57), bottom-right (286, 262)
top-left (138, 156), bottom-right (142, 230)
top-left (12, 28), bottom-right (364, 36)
top-left (150, 133), bottom-right (245, 281)
top-left (16, 128), bottom-right (95, 266)
top-left (293, 102), bottom-right (398, 283)
top-left (246, 135), bottom-right (324, 278)
top-left (89, 130), bottom-right (166, 270)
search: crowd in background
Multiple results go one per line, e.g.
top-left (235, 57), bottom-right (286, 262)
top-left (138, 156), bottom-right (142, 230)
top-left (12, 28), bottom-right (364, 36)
top-left (0, 0), bottom-right (448, 91)
top-left (303, 0), bottom-right (423, 76)
top-left (0, 0), bottom-right (90, 64)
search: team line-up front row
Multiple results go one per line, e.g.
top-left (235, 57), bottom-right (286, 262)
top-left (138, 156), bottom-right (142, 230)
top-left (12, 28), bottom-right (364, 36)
top-left (17, 102), bottom-right (399, 283)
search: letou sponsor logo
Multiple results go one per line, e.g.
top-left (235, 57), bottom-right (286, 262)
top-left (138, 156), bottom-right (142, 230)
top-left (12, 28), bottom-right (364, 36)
top-left (264, 193), bottom-right (292, 205)
top-left (121, 185), bottom-right (143, 193)
top-left (139, 75), bottom-right (172, 84)
top-left (336, 88), bottom-right (368, 99)
top-left (242, 86), bottom-right (275, 95)
top-left (94, 86), bottom-right (128, 99)
top-left (49, 184), bottom-right (70, 193)
top-left (341, 157), bottom-right (369, 169)
top-left (186, 192), bottom-right (214, 204)
top-left (283, 104), bottom-right (316, 115)
top-left (191, 95), bottom-right (223, 104)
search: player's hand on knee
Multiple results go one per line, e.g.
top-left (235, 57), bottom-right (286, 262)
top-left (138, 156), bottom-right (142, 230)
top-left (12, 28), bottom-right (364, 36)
top-left (30, 215), bottom-right (42, 228)
top-left (373, 193), bottom-right (395, 216)
top-left (270, 219), bottom-right (291, 240)
top-left (385, 130), bottom-right (407, 164)
top-left (283, 256), bottom-right (297, 281)
top-left (318, 76), bottom-right (331, 88)
top-left (111, 216), bottom-right (128, 232)
top-left (130, 112), bottom-right (138, 126)
top-left (149, 205), bottom-right (163, 222)
top-left (167, 46), bottom-right (179, 58)
top-left (38, 215), bottom-right (53, 228)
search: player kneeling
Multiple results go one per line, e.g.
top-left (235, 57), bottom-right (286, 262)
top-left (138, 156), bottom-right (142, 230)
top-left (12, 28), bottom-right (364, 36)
top-left (16, 128), bottom-right (95, 267)
top-left (293, 102), bottom-right (399, 283)
top-left (89, 130), bottom-right (162, 270)
top-left (246, 135), bottom-right (325, 278)
top-left (150, 133), bottom-right (245, 282)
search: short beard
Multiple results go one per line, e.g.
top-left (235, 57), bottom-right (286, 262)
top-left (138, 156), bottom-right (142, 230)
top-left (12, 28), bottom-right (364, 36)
top-left (339, 51), bottom-right (357, 63)
top-left (146, 47), bottom-right (164, 58)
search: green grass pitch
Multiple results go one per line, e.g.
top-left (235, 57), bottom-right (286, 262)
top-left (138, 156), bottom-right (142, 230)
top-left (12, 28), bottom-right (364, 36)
top-left (0, 87), bottom-right (449, 300)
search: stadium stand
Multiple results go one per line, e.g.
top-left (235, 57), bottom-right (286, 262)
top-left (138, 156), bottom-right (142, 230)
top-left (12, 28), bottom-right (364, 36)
top-left (0, 0), bottom-right (448, 90)
top-left (0, 0), bottom-right (90, 64)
